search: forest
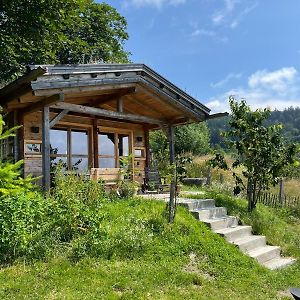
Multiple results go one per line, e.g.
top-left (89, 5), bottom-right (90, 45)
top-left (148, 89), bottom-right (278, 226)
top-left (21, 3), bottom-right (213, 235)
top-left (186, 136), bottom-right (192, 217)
top-left (208, 106), bottom-right (300, 147)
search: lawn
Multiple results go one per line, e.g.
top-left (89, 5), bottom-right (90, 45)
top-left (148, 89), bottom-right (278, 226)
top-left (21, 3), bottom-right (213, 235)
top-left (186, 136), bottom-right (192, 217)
top-left (0, 195), bottom-right (300, 299)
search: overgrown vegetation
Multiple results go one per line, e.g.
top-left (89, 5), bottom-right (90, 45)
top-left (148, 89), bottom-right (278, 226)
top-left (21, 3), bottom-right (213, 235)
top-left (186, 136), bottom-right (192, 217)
top-left (1, 186), bottom-right (300, 299)
top-left (211, 97), bottom-right (297, 212)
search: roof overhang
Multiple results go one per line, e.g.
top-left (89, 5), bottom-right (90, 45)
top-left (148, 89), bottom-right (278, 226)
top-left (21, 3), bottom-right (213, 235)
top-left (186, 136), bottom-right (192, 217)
top-left (0, 63), bottom-right (215, 127)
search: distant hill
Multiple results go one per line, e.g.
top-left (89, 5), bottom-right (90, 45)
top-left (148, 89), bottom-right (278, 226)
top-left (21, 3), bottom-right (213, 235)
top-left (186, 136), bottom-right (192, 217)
top-left (207, 107), bottom-right (300, 147)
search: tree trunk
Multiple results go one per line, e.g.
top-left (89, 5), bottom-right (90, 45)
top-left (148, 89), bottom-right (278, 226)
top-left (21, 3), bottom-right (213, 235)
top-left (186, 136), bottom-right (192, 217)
top-left (247, 178), bottom-right (256, 212)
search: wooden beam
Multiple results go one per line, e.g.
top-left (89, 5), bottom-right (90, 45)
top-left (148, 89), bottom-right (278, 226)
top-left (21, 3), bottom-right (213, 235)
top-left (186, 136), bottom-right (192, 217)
top-left (49, 109), bottom-right (69, 128)
top-left (168, 125), bottom-right (176, 223)
top-left (117, 97), bottom-right (123, 113)
top-left (0, 67), bottom-right (46, 104)
top-left (33, 83), bottom-right (136, 97)
top-left (23, 93), bottom-right (65, 115)
top-left (93, 119), bottom-right (99, 168)
top-left (144, 127), bottom-right (150, 168)
top-left (51, 102), bottom-right (166, 126)
top-left (42, 106), bottom-right (51, 191)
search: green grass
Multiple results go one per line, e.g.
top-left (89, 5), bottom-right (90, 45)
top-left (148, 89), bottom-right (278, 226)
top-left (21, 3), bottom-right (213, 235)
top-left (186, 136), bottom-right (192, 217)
top-left (0, 196), bottom-right (300, 299)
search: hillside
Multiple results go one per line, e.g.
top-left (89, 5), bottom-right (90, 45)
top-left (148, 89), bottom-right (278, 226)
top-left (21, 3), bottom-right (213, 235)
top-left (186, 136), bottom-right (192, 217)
top-left (0, 196), bottom-right (300, 299)
top-left (208, 107), bottom-right (300, 147)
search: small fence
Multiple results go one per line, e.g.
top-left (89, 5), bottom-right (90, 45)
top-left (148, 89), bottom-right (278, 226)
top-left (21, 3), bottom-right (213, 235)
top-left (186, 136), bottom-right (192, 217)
top-left (257, 192), bottom-right (300, 208)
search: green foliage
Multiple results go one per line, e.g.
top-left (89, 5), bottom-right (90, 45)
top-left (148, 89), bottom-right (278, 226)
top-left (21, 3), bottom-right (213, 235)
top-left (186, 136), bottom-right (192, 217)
top-left (211, 97), bottom-right (297, 211)
top-left (208, 106), bottom-right (300, 147)
top-left (2, 193), bottom-right (300, 299)
top-left (0, 191), bottom-right (49, 262)
top-left (150, 122), bottom-right (211, 157)
top-left (50, 172), bottom-right (106, 243)
top-left (186, 161), bottom-right (210, 178)
top-left (0, 114), bottom-right (33, 196)
top-left (0, 0), bottom-right (129, 83)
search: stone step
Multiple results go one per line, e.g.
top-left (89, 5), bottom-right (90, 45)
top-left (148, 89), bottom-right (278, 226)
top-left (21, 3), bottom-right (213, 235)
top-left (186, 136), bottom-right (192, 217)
top-left (248, 246), bottom-right (281, 264)
top-left (214, 225), bottom-right (252, 242)
top-left (232, 235), bottom-right (266, 252)
top-left (191, 207), bottom-right (227, 220)
top-left (202, 216), bottom-right (239, 231)
top-left (178, 199), bottom-right (215, 210)
top-left (262, 257), bottom-right (296, 270)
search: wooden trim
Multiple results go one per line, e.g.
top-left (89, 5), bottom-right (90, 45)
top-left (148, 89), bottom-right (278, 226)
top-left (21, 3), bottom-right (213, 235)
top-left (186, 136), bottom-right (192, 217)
top-left (92, 119), bottom-right (98, 168)
top-left (51, 102), bottom-right (166, 126)
top-left (144, 127), bottom-right (150, 168)
top-left (23, 93), bottom-right (64, 115)
top-left (49, 109), bottom-right (69, 128)
top-left (42, 106), bottom-right (51, 191)
top-left (33, 83), bottom-right (136, 97)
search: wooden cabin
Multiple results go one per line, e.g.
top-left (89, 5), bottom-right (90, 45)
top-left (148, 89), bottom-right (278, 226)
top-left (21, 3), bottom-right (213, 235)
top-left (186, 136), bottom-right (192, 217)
top-left (0, 63), bottom-right (216, 190)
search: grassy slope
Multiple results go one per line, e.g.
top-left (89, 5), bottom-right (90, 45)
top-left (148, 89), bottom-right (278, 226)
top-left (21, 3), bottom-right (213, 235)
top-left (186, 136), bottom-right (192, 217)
top-left (0, 197), bottom-right (299, 300)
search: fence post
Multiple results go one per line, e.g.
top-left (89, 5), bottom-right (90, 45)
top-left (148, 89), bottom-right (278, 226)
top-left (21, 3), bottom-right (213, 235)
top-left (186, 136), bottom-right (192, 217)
top-left (206, 168), bottom-right (212, 186)
top-left (278, 177), bottom-right (284, 205)
top-left (219, 173), bottom-right (224, 184)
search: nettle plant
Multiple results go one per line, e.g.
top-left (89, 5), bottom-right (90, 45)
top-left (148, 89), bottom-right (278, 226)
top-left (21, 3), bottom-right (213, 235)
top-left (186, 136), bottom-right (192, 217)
top-left (211, 97), bottom-right (297, 212)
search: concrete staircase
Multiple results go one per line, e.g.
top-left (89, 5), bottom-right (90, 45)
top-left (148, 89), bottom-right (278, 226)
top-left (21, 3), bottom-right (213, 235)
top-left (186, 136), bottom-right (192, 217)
top-left (179, 198), bottom-right (296, 270)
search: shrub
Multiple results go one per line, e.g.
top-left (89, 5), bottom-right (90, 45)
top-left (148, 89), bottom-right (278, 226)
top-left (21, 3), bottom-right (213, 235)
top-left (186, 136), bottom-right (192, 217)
top-left (0, 191), bottom-right (49, 262)
top-left (50, 172), bottom-right (106, 242)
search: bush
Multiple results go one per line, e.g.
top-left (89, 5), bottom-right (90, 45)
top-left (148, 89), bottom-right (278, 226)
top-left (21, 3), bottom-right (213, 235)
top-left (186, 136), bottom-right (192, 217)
top-left (0, 191), bottom-right (49, 262)
top-left (50, 172), bottom-right (107, 242)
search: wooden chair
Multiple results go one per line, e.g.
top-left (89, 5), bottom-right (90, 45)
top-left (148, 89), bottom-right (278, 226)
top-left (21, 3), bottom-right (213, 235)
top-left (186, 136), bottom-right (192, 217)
top-left (142, 167), bottom-right (169, 194)
top-left (290, 288), bottom-right (300, 300)
top-left (90, 168), bottom-right (123, 188)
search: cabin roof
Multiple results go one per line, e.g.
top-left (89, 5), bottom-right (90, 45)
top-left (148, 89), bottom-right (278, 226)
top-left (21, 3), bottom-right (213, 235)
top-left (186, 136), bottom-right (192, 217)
top-left (0, 63), bottom-right (214, 127)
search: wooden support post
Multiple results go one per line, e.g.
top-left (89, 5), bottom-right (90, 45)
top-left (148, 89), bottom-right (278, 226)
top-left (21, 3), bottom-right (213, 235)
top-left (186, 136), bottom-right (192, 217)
top-left (49, 109), bottom-right (69, 128)
top-left (117, 97), bottom-right (123, 113)
top-left (144, 127), bottom-right (150, 168)
top-left (168, 125), bottom-right (176, 223)
top-left (42, 106), bottom-right (51, 191)
top-left (13, 111), bottom-right (19, 162)
top-left (93, 119), bottom-right (99, 168)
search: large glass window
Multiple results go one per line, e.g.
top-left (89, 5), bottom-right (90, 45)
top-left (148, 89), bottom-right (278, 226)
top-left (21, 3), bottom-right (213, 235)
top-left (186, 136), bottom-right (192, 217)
top-left (71, 130), bottom-right (89, 171)
top-left (98, 131), bottom-right (131, 168)
top-left (50, 128), bottom-right (90, 172)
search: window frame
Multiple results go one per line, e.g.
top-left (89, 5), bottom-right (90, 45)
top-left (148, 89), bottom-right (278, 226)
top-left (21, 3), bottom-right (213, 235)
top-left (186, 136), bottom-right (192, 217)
top-left (50, 126), bottom-right (91, 172)
top-left (97, 127), bottom-right (133, 169)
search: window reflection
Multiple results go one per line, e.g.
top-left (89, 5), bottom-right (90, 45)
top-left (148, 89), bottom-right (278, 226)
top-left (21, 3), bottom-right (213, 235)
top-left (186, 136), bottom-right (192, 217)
top-left (50, 128), bottom-right (89, 172)
top-left (50, 129), bottom-right (67, 155)
top-left (99, 157), bottom-right (115, 168)
top-left (72, 130), bottom-right (88, 155)
top-left (118, 134), bottom-right (129, 157)
top-left (99, 132), bottom-right (115, 156)
top-left (71, 157), bottom-right (89, 171)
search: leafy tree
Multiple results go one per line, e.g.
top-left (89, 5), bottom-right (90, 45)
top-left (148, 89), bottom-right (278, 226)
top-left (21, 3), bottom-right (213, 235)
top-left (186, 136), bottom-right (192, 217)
top-left (211, 97), bottom-right (297, 212)
top-left (0, 0), bottom-right (129, 84)
top-left (0, 114), bottom-right (33, 196)
top-left (150, 122), bottom-right (211, 157)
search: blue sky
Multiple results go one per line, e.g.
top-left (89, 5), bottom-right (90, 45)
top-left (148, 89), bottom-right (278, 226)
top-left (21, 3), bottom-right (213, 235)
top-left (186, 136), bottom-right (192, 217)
top-left (104, 0), bottom-right (300, 113)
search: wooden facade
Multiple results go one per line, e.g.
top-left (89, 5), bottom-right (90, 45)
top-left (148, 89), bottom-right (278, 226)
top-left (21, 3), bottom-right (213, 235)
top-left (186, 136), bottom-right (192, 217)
top-left (0, 63), bottom-right (217, 193)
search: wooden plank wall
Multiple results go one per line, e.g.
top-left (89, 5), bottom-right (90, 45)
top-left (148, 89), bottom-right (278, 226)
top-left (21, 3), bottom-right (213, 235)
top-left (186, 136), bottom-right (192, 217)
top-left (23, 112), bottom-right (43, 182)
top-left (22, 112), bottom-right (148, 184)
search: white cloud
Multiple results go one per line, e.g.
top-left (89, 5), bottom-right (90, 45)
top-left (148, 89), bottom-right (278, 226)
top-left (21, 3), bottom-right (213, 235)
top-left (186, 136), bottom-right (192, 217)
top-left (211, 73), bottom-right (242, 88)
top-left (212, 0), bottom-right (257, 29)
top-left (230, 2), bottom-right (258, 28)
top-left (248, 67), bottom-right (297, 93)
top-left (123, 0), bottom-right (186, 8)
top-left (206, 67), bottom-right (300, 113)
top-left (191, 29), bottom-right (216, 37)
